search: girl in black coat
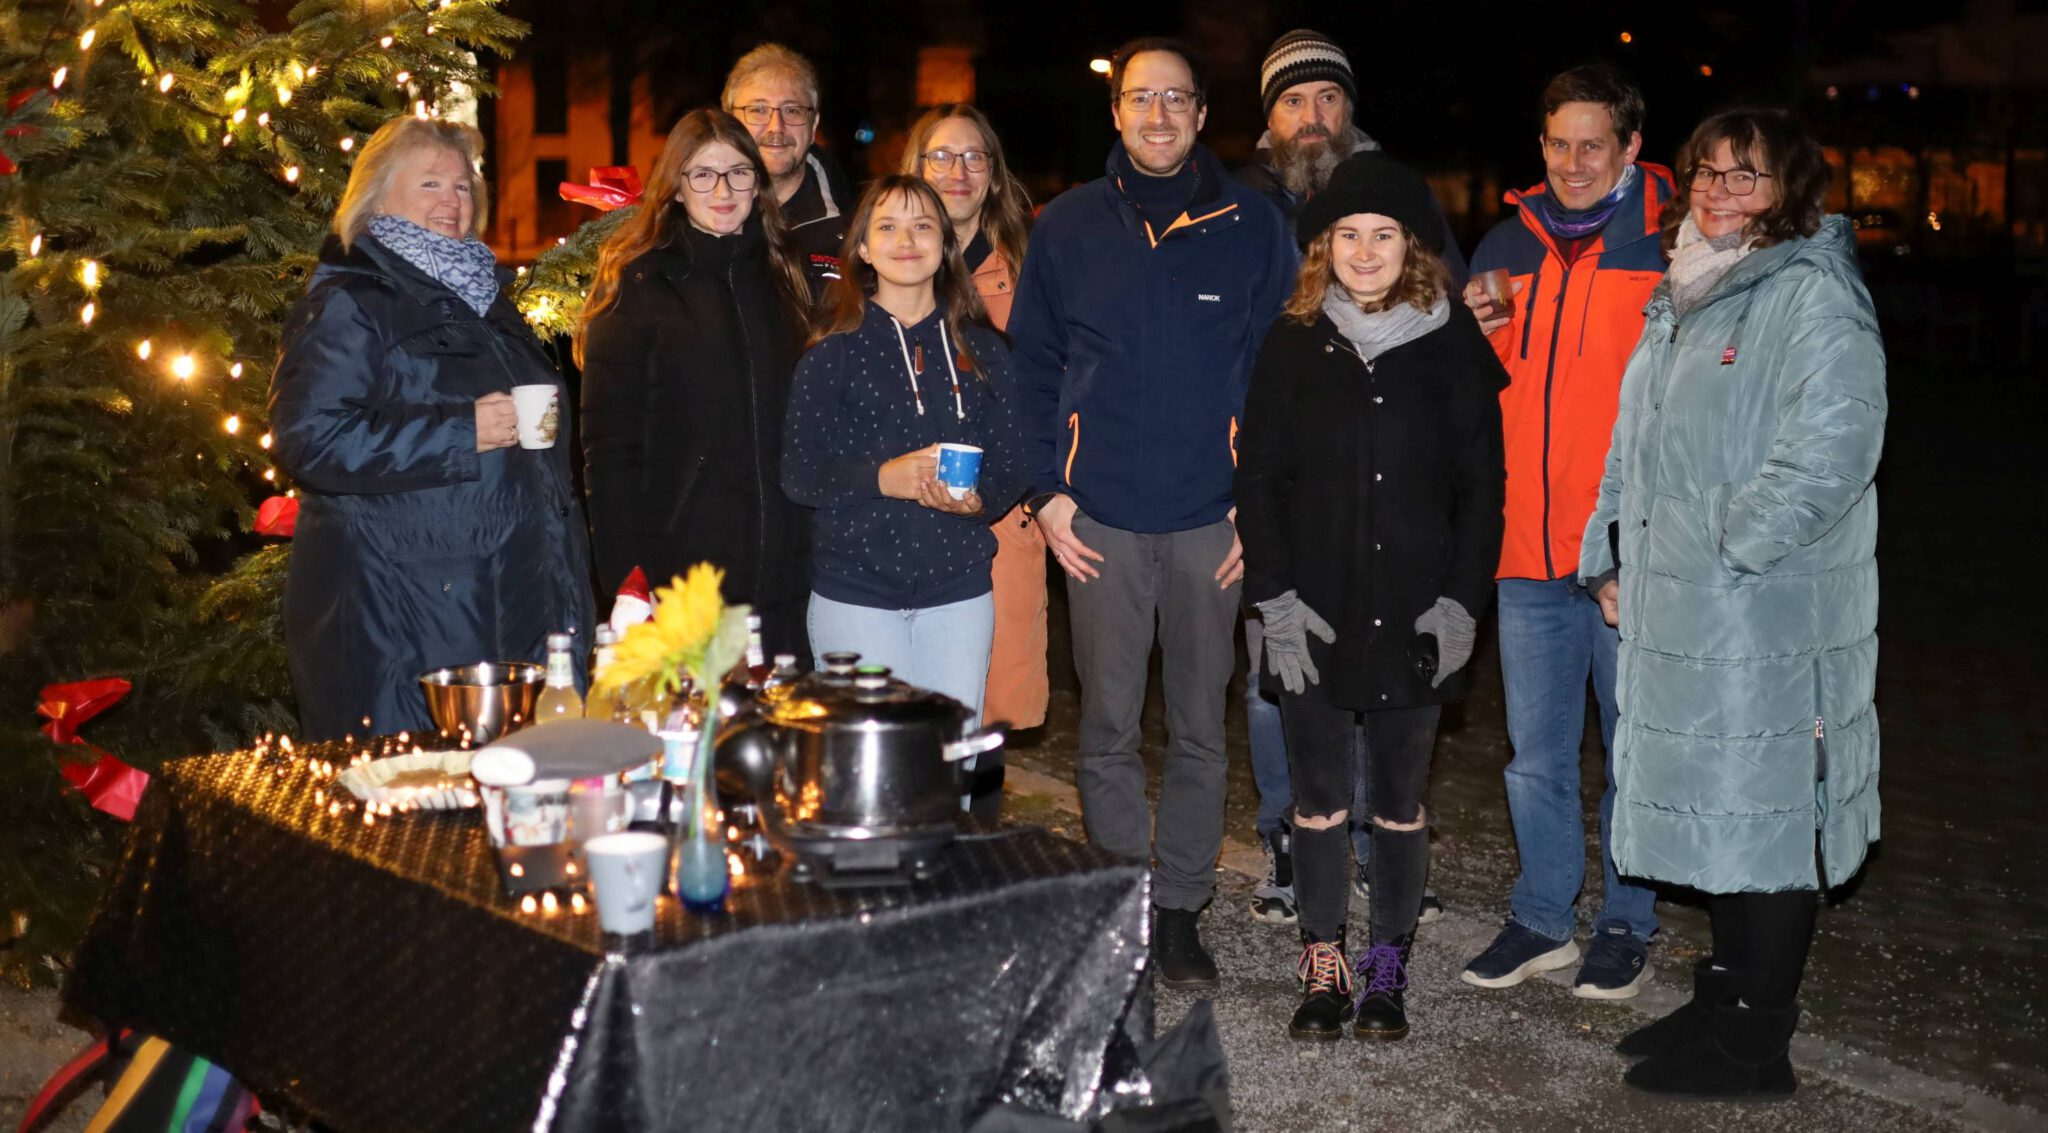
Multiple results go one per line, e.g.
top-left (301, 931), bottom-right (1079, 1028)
top-left (578, 110), bottom-right (815, 658)
top-left (1235, 153), bottom-right (1506, 1043)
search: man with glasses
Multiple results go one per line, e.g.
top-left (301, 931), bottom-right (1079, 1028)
top-left (721, 43), bottom-right (852, 292)
top-left (1008, 37), bottom-right (1296, 990)
top-left (1457, 64), bottom-right (1676, 1002)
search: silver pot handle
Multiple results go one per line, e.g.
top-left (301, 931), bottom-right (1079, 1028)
top-left (943, 731), bottom-right (1005, 763)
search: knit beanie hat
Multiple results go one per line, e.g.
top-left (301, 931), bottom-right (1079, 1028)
top-left (1260, 29), bottom-right (1356, 119)
top-left (1296, 151), bottom-right (1444, 252)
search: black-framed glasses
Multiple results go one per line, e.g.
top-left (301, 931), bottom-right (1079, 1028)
top-left (921, 148), bottom-right (990, 174)
top-left (729, 102), bottom-right (815, 127)
top-left (684, 166), bottom-right (758, 194)
top-left (1117, 88), bottom-right (1199, 114)
top-left (1690, 166), bottom-right (1773, 196)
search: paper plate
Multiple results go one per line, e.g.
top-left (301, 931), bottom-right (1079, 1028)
top-left (336, 749), bottom-right (479, 810)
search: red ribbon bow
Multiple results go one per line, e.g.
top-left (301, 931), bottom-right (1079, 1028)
top-left (3, 86), bottom-right (47, 174)
top-left (255, 495), bottom-right (299, 537)
top-left (559, 166), bottom-right (644, 212)
top-left (37, 678), bottom-right (149, 822)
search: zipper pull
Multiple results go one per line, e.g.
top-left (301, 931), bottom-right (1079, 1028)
top-left (1814, 715), bottom-right (1825, 740)
top-left (1669, 321), bottom-right (1679, 344)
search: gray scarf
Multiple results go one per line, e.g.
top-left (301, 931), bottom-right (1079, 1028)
top-left (1323, 291), bottom-right (1449, 362)
top-left (1666, 213), bottom-right (1756, 317)
top-left (368, 214), bottom-right (500, 316)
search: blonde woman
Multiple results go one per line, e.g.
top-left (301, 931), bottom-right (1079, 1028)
top-left (270, 116), bottom-right (594, 740)
top-left (900, 104), bottom-right (1045, 736)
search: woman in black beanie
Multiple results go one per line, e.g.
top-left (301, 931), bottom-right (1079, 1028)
top-left (1235, 152), bottom-right (1506, 1041)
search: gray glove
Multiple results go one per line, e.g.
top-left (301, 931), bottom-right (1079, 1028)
top-left (1413, 597), bottom-right (1476, 689)
top-left (1254, 590), bottom-right (1337, 695)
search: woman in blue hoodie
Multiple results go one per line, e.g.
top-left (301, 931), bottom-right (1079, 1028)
top-left (781, 175), bottom-right (1026, 723)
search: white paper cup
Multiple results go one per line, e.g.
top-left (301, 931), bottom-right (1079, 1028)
top-left (583, 831), bottom-right (669, 935)
top-left (511, 384), bottom-right (560, 449)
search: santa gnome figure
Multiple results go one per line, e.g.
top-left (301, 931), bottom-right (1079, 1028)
top-left (608, 567), bottom-right (652, 634)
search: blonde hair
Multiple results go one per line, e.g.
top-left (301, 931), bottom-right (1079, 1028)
top-left (722, 43), bottom-right (820, 109)
top-left (333, 117), bottom-right (489, 250)
top-left (899, 105), bottom-right (1033, 276)
top-left (1284, 222), bottom-right (1449, 325)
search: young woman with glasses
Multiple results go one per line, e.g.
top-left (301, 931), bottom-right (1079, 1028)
top-left (898, 106), bottom-right (1045, 750)
top-left (577, 109), bottom-right (817, 660)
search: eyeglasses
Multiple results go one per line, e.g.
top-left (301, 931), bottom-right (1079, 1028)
top-left (1690, 166), bottom-right (1773, 196)
top-left (684, 166), bottom-right (758, 194)
top-left (921, 148), bottom-right (990, 174)
top-left (729, 102), bottom-right (815, 127)
top-left (1117, 88), bottom-right (1199, 115)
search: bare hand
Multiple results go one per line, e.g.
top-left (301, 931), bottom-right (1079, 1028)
top-left (1215, 507), bottom-right (1244, 589)
top-left (1462, 276), bottom-right (1524, 336)
top-left (879, 446), bottom-right (939, 500)
top-left (474, 392), bottom-right (518, 452)
top-left (1036, 494), bottom-right (1105, 581)
top-left (1597, 578), bottom-right (1619, 626)
top-left (916, 478), bottom-right (983, 516)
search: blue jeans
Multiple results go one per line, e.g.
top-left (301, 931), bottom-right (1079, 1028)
top-left (1497, 575), bottom-right (1656, 942)
top-left (1246, 615), bottom-right (1376, 864)
top-left (807, 591), bottom-right (995, 726)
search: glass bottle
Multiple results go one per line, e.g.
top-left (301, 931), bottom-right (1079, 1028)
top-left (585, 626), bottom-right (625, 720)
top-left (534, 632), bottom-right (583, 721)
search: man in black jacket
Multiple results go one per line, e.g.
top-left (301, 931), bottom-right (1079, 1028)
top-left (722, 43), bottom-right (852, 292)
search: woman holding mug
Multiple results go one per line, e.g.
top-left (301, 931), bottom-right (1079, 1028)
top-left (1235, 152), bottom-right (1505, 1042)
top-left (781, 176), bottom-right (1027, 722)
top-left (1585, 108), bottom-right (1885, 1100)
top-left (579, 109), bottom-right (815, 658)
top-left (271, 116), bottom-right (594, 740)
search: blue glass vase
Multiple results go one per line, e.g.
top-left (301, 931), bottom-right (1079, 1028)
top-left (674, 704), bottom-right (729, 914)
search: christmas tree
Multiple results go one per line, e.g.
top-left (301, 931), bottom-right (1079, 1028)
top-left (0, 0), bottom-right (528, 986)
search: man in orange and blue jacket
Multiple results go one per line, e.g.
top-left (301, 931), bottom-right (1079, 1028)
top-left (1457, 65), bottom-right (1676, 1002)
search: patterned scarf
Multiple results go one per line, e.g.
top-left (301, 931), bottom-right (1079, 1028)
top-left (367, 214), bottom-right (500, 315)
top-left (1323, 290), bottom-right (1449, 363)
top-left (1528, 163), bottom-right (1641, 242)
top-left (1665, 213), bottom-right (1757, 317)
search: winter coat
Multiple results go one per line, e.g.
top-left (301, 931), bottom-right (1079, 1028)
top-left (782, 301), bottom-right (1028, 611)
top-left (1007, 142), bottom-right (1298, 534)
top-left (785, 149), bottom-right (854, 301)
top-left (1234, 130), bottom-right (1470, 284)
top-left (1580, 216), bottom-right (1886, 892)
top-left (1470, 164), bottom-right (1678, 582)
top-left (1237, 305), bottom-right (1507, 710)
top-left (271, 235), bottom-right (595, 741)
top-left (579, 218), bottom-right (810, 657)
top-left (972, 243), bottom-right (1018, 329)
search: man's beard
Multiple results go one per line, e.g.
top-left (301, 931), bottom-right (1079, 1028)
top-left (1272, 126), bottom-right (1356, 199)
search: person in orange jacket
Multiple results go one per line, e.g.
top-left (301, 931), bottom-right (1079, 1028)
top-left (1457, 64), bottom-right (1676, 1000)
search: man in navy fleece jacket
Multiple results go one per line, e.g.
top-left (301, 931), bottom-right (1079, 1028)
top-left (1007, 36), bottom-right (1297, 989)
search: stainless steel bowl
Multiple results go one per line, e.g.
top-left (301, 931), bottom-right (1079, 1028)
top-left (419, 661), bottom-right (545, 744)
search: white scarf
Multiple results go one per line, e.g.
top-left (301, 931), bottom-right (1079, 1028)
top-left (1322, 291), bottom-right (1449, 362)
top-left (1666, 214), bottom-right (1757, 317)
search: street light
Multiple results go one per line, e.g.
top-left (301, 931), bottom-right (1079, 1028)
top-left (1089, 58), bottom-right (1111, 75)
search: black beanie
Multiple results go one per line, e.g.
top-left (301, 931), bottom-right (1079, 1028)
top-left (1260, 30), bottom-right (1356, 120)
top-left (1295, 152), bottom-right (1443, 252)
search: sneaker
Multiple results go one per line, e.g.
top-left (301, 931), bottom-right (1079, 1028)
top-left (1460, 921), bottom-right (1580, 989)
top-left (1249, 826), bottom-right (1298, 925)
top-left (1350, 870), bottom-right (1444, 924)
top-left (1572, 924), bottom-right (1652, 1000)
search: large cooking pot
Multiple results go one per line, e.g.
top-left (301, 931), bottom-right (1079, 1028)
top-left (714, 656), bottom-right (1002, 879)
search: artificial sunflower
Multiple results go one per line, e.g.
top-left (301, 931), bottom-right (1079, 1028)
top-left (593, 563), bottom-right (752, 699)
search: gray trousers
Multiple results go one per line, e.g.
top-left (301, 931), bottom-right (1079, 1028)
top-left (1068, 513), bottom-right (1241, 911)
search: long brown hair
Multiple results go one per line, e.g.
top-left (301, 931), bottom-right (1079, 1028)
top-left (898, 104), bottom-right (1033, 275)
top-left (811, 175), bottom-right (995, 375)
top-left (1284, 222), bottom-right (1450, 325)
top-left (1660, 108), bottom-right (1829, 256)
top-left (576, 109), bottom-right (811, 364)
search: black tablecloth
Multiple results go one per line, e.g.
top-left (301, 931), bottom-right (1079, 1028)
top-left (67, 742), bottom-right (1153, 1133)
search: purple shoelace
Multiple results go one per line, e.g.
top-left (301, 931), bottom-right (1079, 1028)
top-left (1354, 942), bottom-right (1409, 999)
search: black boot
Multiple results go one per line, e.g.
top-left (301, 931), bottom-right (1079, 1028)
top-left (1624, 1000), bottom-right (1799, 1100)
top-left (1287, 925), bottom-right (1353, 1041)
top-left (1616, 958), bottom-right (1739, 1058)
top-left (1351, 935), bottom-right (1412, 1041)
top-left (1153, 905), bottom-right (1219, 992)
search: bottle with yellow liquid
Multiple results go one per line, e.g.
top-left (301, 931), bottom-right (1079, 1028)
top-left (534, 632), bottom-right (583, 721)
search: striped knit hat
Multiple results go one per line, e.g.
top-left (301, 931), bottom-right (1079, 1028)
top-left (1260, 29), bottom-right (1355, 119)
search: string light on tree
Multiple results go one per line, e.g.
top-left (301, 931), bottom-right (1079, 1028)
top-left (136, 339), bottom-right (152, 361)
top-left (29, 234), bottom-right (42, 256)
top-left (79, 29), bottom-right (95, 50)
top-left (158, 73), bottom-right (175, 93)
top-left (171, 354), bottom-right (196, 381)
top-left (284, 165), bottom-right (300, 183)
top-left (230, 362), bottom-right (245, 379)
top-left (232, 108), bottom-right (247, 123)
top-left (339, 136), bottom-right (355, 151)
top-left (380, 36), bottom-right (395, 49)
top-left (80, 302), bottom-right (95, 326)
top-left (224, 415), bottom-right (241, 435)
top-left (53, 67), bottom-right (67, 89)
top-left (81, 260), bottom-right (100, 290)
top-left (259, 432), bottom-right (273, 450)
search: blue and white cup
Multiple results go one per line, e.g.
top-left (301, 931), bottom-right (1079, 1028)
top-left (582, 831), bottom-right (669, 935)
top-left (935, 443), bottom-right (983, 500)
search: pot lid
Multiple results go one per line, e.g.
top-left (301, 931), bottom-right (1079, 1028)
top-left (761, 661), bottom-right (969, 729)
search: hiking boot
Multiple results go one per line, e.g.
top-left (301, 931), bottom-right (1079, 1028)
top-left (1617, 959), bottom-right (1739, 1058)
top-left (1351, 935), bottom-right (1413, 1040)
top-left (1460, 920), bottom-right (1579, 988)
top-left (1572, 924), bottom-right (1652, 1000)
top-left (1152, 905), bottom-right (1219, 992)
top-left (1624, 1000), bottom-right (1799, 1100)
top-left (1351, 870), bottom-right (1443, 924)
top-left (1249, 825), bottom-right (1298, 925)
top-left (1287, 925), bottom-right (1353, 1041)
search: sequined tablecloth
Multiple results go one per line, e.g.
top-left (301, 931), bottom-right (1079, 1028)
top-left (67, 742), bottom-right (1152, 1133)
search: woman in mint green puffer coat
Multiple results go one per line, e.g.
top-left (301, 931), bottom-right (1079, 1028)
top-left (1580, 109), bottom-right (1886, 1102)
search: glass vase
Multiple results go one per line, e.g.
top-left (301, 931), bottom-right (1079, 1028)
top-left (674, 697), bottom-right (729, 914)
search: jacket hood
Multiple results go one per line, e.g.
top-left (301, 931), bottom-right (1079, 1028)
top-left (1648, 215), bottom-right (1871, 326)
top-left (1506, 162), bottom-right (1677, 255)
